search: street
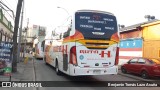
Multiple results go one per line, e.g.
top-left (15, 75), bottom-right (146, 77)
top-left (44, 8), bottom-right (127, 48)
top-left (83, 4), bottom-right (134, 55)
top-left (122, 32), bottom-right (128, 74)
top-left (1, 0), bottom-right (160, 90)
top-left (33, 58), bottom-right (160, 90)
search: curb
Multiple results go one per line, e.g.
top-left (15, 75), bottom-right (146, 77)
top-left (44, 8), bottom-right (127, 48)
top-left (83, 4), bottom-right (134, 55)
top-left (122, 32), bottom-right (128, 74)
top-left (32, 57), bottom-right (37, 90)
top-left (32, 58), bottom-right (36, 81)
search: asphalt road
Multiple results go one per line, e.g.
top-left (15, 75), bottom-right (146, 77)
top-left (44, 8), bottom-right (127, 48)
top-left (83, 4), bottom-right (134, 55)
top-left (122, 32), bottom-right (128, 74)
top-left (34, 58), bottom-right (160, 90)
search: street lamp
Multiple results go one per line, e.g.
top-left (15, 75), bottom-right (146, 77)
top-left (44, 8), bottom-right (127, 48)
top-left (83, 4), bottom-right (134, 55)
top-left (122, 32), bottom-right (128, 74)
top-left (57, 6), bottom-right (72, 28)
top-left (57, 6), bottom-right (70, 16)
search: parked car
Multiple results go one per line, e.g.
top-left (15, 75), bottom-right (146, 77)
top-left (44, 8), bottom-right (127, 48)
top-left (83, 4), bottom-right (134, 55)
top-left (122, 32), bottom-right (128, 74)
top-left (121, 57), bottom-right (160, 79)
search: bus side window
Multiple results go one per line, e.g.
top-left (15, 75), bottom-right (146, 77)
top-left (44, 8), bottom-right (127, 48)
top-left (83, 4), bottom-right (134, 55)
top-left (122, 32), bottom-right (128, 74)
top-left (63, 27), bottom-right (71, 38)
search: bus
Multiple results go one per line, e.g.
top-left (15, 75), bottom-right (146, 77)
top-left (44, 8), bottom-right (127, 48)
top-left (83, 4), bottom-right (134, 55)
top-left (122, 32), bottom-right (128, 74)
top-left (44, 10), bottom-right (119, 76)
top-left (33, 39), bottom-right (44, 59)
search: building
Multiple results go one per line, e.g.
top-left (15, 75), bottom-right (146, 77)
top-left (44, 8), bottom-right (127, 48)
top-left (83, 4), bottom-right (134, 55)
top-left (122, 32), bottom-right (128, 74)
top-left (31, 25), bottom-right (46, 42)
top-left (21, 25), bottom-right (46, 52)
top-left (0, 9), bottom-right (13, 42)
top-left (119, 20), bottom-right (160, 65)
top-left (31, 25), bottom-right (46, 48)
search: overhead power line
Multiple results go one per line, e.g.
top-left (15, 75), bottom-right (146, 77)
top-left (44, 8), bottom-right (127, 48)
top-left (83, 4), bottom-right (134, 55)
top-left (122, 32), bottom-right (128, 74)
top-left (0, 4), bottom-right (14, 19)
top-left (3, 0), bottom-right (15, 10)
top-left (0, 1), bottom-right (15, 19)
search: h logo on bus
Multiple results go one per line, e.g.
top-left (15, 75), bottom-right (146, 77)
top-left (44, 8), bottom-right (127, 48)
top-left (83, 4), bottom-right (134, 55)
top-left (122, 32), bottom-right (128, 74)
top-left (99, 51), bottom-right (110, 58)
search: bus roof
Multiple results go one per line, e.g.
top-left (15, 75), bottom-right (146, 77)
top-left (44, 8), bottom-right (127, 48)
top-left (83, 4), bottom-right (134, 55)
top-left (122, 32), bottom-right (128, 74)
top-left (76, 9), bottom-right (114, 16)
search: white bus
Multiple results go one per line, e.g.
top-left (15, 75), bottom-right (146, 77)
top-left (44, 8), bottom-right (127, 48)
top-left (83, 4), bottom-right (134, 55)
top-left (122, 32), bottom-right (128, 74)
top-left (44, 10), bottom-right (119, 76)
top-left (33, 39), bottom-right (44, 59)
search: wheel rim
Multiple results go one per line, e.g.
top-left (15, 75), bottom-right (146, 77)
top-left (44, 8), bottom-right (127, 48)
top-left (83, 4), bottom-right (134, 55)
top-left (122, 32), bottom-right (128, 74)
top-left (56, 62), bottom-right (59, 73)
top-left (142, 71), bottom-right (147, 79)
top-left (56, 67), bottom-right (58, 72)
top-left (122, 68), bottom-right (126, 73)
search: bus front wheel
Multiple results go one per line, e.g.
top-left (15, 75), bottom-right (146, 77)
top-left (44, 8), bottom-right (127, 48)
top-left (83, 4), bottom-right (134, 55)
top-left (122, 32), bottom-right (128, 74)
top-left (44, 57), bottom-right (48, 65)
top-left (56, 61), bottom-right (62, 75)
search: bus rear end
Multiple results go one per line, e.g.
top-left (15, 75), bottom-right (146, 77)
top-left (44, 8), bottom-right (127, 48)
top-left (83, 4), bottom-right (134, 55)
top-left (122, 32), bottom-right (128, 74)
top-left (69, 10), bottom-right (119, 76)
top-left (35, 42), bottom-right (44, 59)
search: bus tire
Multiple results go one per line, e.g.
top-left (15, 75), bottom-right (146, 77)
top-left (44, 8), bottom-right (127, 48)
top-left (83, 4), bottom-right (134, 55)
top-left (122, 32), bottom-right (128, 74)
top-left (56, 60), bottom-right (62, 75)
top-left (44, 57), bottom-right (47, 65)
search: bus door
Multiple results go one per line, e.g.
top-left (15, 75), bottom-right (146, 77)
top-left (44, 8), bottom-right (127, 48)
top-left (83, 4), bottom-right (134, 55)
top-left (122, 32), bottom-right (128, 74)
top-left (63, 45), bottom-right (68, 71)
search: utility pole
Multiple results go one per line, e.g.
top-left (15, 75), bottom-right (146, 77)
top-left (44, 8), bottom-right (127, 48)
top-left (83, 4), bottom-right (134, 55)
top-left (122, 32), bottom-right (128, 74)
top-left (23, 18), bottom-right (29, 58)
top-left (12, 0), bottom-right (24, 72)
top-left (17, 0), bottom-right (24, 62)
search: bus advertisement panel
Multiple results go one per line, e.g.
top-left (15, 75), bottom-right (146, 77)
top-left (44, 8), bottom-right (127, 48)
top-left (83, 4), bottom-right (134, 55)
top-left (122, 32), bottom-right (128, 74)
top-left (75, 11), bottom-right (118, 40)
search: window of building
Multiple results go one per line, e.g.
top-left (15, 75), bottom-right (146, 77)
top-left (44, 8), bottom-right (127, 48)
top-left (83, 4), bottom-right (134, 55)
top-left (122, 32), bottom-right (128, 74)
top-left (2, 31), bottom-right (5, 41)
top-left (7, 34), bottom-right (10, 42)
top-left (4, 33), bottom-right (7, 41)
top-left (10, 35), bottom-right (13, 42)
top-left (0, 30), bottom-right (2, 41)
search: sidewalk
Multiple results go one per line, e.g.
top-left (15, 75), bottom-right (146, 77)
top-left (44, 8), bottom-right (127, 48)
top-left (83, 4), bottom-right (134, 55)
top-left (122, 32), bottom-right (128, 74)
top-left (0, 54), bottom-right (36, 90)
top-left (11, 56), bottom-right (35, 81)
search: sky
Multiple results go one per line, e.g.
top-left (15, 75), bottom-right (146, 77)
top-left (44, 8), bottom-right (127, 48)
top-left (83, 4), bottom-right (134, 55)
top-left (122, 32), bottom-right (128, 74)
top-left (2, 0), bottom-right (160, 35)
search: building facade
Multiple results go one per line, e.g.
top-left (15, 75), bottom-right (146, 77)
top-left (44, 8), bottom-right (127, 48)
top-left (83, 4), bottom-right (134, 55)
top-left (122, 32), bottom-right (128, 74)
top-left (0, 9), bottom-right (13, 42)
top-left (21, 25), bottom-right (46, 51)
top-left (119, 20), bottom-right (160, 65)
top-left (31, 25), bottom-right (46, 42)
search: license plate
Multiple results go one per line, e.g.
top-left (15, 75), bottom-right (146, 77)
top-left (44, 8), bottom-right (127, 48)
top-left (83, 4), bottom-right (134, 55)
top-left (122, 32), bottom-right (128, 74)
top-left (93, 70), bottom-right (101, 74)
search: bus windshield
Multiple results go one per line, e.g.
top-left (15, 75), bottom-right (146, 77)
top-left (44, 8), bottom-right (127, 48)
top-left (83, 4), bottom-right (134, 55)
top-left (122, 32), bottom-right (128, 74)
top-left (75, 11), bottom-right (118, 40)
